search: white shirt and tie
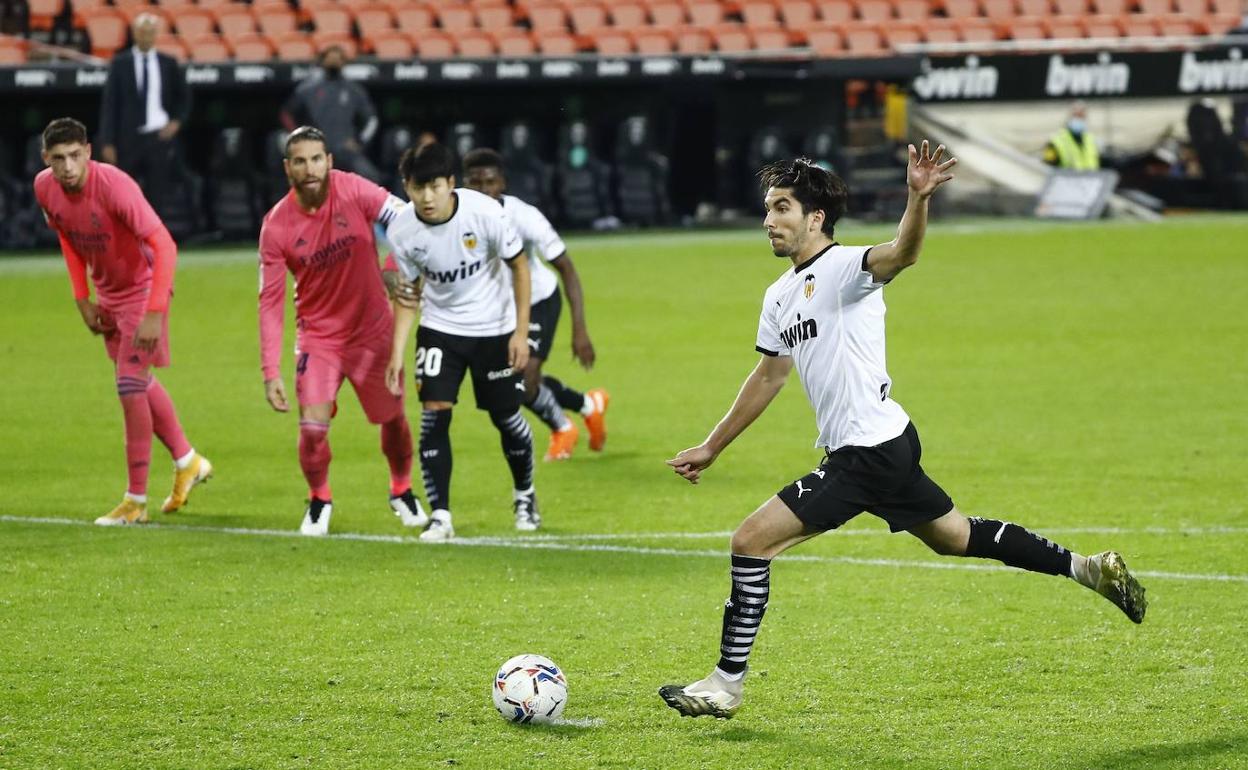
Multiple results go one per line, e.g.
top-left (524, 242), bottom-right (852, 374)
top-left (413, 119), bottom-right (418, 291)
top-left (132, 46), bottom-right (169, 134)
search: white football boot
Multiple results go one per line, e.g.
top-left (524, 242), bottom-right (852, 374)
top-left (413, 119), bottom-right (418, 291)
top-left (419, 509), bottom-right (455, 542)
top-left (659, 668), bottom-right (745, 719)
top-left (300, 498), bottom-right (332, 536)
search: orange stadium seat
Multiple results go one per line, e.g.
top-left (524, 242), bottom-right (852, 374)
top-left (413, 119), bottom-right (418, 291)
top-left (370, 29), bottom-right (414, 56)
top-left (456, 29), bottom-right (496, 55)
top-left (308, 4), bottom-right (353, 35)
top-left (231, 33), bottom-right (274, 59)
top-left (1155, 14), bottom-right (1197, 34)
top-left (475, 3), bottom-right (513, 28)
top-left (841, 21), bottom-right (885, 53)
top-left (194, 0), bottom-right (231, 10)
top-left (494, 27), bottom-right (536, 54)
top-left (0, 36), bottom-right (28, 63)
top-left (980, 0), bottom-right (1016, 17)
top-left (215, 5), bottom-right (257, 39)
top-left (709, 22), bottom-right (751, 51)
top-left (893, 0), bottom-right (930, 18)
top-left (779, 0), bottom-right (816, 25)
top-left (1205, 12), bottom-right (1241, 32)
top-left (648, 0), bottom-right (686, 25)
top-left (857, 0), bottom-right (892, 20)
top-left (535, 30), bottom-right (578, 53)
top-left (1043, 14), bottom-right (1083, 35)
top-left (526, 2), bottom-right (569, 31)
top-left (184, 31), bottom-right (231, 60)
top-left (634, 27), bottom-right (674, 52)
top-left (921, 17), bottom-right (959, 41)
top-left (741, 0), bottom-right (780, 25)
top-left (940, 0), bottom-right (979, 15)
top-left (1050, 0), bottom-right (1086, 13)
top-left (112, 0), bottom-right (153, 15)
top-left (674, 25), bottom-right (712, 51)
top-left (310, 32), bottom-right (357, 55)
top-left (256, 6), bottom-right (297, 36)
top-left (589, 27), bottom-right (634, 53)
top-left (815, 0), bottom-right (854, 21)
top-left (609, 2), bottom-right (647, 27)
top-left (80, 7), bottom-right (128, 56)
top-left (1081, 13), bottom-right (1119, 36)
top-left (274, 30), bottom-right (317, 58)
top-left (881, 19), bottom-right (921, 47)
top-left (1091, 0), bottom-right (1126, 12)
top-left (1016, 0), bottom-right (1051, 13)
top-left (756, 26), bottom-right (795, 49)
top-left (172, 7), bottom-right (214, 36)
top-left (1136, 0), bottom-right (1173, 12)
top-left (412, 30), bottom-right (453, 56)
top-left (1116, 14), bottom-right (1156, 34)
top-left (436, 3), bottom-right (474, 30)
top-left (958, 16), bottom-right (997, 40)
top-left (1210, 0), bottom-right (1242, 13)
top-left (1003, 15), bottom-right (1047, 39)
top-left (805, 22), bottom-right (843, 53)
top-left (394, 3), bottom-right (435, 32)
top-left (568, 1), bottom-right (607, 33)
top-left (354, 4), bottom-right (394, 38)
top-left (157, 35), bottom-right (189, 59)
top-left (685, 0), bottom-right (726, 25)
top-left (28, 0), bottom-right (65, 32)
top-left (70, 0), bottom-right (107, 25)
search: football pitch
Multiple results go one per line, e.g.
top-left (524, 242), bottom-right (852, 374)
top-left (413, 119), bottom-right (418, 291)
top-left (2, 216), bottom-right (1247, 769)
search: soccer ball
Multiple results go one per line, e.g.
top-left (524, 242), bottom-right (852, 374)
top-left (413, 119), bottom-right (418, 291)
top-left (492, 654), bottom-right (567, 724)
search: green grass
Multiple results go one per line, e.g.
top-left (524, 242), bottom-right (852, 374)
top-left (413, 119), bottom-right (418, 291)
top-left (2, 217), bottom-right (1247, 769)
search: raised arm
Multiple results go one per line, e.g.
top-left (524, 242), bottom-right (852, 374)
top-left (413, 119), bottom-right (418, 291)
top-left (865, 140), bottom-right (957, 284)
top-left (667, 354), bottom-right (794, 484)
top-left (551, 253), bottom-right (595, 369)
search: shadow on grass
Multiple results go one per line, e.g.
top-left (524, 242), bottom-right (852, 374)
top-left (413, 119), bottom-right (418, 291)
top-left (1090, 731), bottom-right (1248, 770)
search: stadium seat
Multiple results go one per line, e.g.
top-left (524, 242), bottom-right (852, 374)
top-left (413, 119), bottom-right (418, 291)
top-left (805, 23), bottom-right (843, 53)
top-left (157, 35), bottom-right (189, 60)
top-left (921, 17), bottom-right (960, 41)
top-left (1043, 15), bottom-right (1083, 36)
top-left (194, 0), bottom-right (231, 10)
top-left (709, 22), bottom-right (751, 51)
top-left (958, 16), bottom-right (998, 41)
top-left (172, 7), bottom-right (215, 37)
top-left (568, 1), bottom-right (607, 33)
top-left (609, 2), bottom-right (647, 27)
top-left (648, 1), bottom-right (686, 25)
top-left (79, 7), bottom-right (128, 56)
top-left (1210, 0), bottom-right (1242, 14)
top-left (394, 3), bottom-right (435, 33)
top-left (1205, 12), bottom-right (1241, 33)
top-left (1117, 14), bottom-right (1157, 34)
top-left (310, 5), bottom-right (353, 35)
top-left (589, 27), bottom-right (634, 53)
top-left (1136, 0), bottom-right (1173, 12)
top-left (892, 0), bottom-right (930, 18)
top-left (614, 115), bottom-right (671, 226)
top-left (535, 30), bottom-right (577, 53)
top-left (556, 120), bottom-right (614, 228)
top-left (208, 128), bottom-right (260, 238)
top-left (940, 0), bottom-right (979, 15)
top-left (354, 4), bottom-right (395, 41)
top-left (1050, 0), bottom-right (1086, 13)
top-left (70, 0), bottom-right (107, 25)
top-left (453, 29), bottom-right (494, 55)
top-left (1081, 13), bottom-right (1119, 36)
top-left (416, 30), bottom-right (455, 56)
top-left (436, 3), bottom-right (474, 30)
top-left (215, 5), bottom-right (257, 41)
top-left (494, 28), bottom-right (537, 54)
top-left (310, 32), bottom-right (356, 56)
top-left (815, 0), bottom-right (854, 21)
top-left (634, 27), bottom-right (674, 52)
top-left (857, 0), bottom-right (893, 20)
top-left (685, 0), bottom-right (726, 25)
top-left (778, 0), bottom-right (816, 25)
top-left (750, 25), bottom-right (791, 48)
top-left (184, 31), bottom-right (231, 61)
top-left (740, 0), bottom-right (780, 26)
top-left (27, 0), bottom-right (65, 32)
top-left (1091, 0), bottom-right (1127, 12)
top-left (255, 6), bottom-right (297, 37)
top-left (673, 25), bottom-right (712, 51)
top-left (0, 36), bottom-right (27, 64)
top-left (1155, 14), bottom-right (1196, 34)
top-left (881, 20), bottom-right (922, 47)
top-left (526, 2), bottom-right (569, 31)
top-left (274, 30), bottom-right (316, 59)
top-left (841, 21), bottom-right (885, 53)
top-left (370, 29), bottom-right (414, 56)
top-left (230, 33), bottom-right (274, 60)
top-left (475, 3), bottom-right (514, 28)
top-left (979, 0), bottom-right (1016, 17)
top-left (1003, 15), bottom-right (1047, 38)
top-left (1016, 0), bottom-right (1051, 13)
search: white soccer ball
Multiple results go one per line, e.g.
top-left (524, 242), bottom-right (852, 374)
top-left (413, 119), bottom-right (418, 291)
top-left (492, 654), bottom-right (567, 724)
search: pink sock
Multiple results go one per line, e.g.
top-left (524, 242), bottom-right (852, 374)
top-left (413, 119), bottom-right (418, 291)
top-left (118, 388), bottom-right (153, 497)
top-left (299, 419), bottom-right (332, 500)
top-left (147, 376), bottom-right (193, 460)
top-left (380, 415), bottom-right (414, 495)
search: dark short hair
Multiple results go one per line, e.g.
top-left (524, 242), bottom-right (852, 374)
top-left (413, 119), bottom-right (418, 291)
top-left (42, 117), bottom-right (89, 150)
top-left (285, 126), bottom-right (327, 158)
top-left (400, 142), bottom-right (456, 185)
top-left (758, 157), bottom-right (849, 237)
top-left (462, 147), bottom-right (504, 175)
top-left (318, 44), bottom-right (346, 63)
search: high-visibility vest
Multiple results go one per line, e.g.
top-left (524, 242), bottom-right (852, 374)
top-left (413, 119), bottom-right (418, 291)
top-left (1050, 128), bottom-right (1100, 170)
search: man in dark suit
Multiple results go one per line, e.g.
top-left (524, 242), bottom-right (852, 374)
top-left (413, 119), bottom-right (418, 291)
top-left (98, 14), bottom-right (191, 215)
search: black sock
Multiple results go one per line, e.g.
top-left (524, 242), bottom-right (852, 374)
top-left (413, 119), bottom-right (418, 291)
top-left (419, 409), bottom-right (452, 511)
top-left (489, 409), bottom-right (534, 491)
top-left (524, 382), bottom-right (571, 432)
top-left (965, 517), bottom-right (1072, 577)
top-left (542, 375), bottom-right (585, 413)
top-left (716, 554), bottom-right (771, 675)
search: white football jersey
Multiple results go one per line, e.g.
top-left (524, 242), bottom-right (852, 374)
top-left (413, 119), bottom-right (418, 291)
top-left (501, 194), bottom-right (567, 305)
top-left (755, 244), bottom-right (910, 452)
top-left (385, 188), bottom-right (524, 337)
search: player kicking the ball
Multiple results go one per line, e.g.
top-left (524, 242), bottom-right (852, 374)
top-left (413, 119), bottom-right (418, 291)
top-left (384, 143), bottom-right (538, 540)
top-left (660, 144), bottom-right (1147, 720)
top-left (258, 126), bottom-right (424, 536)
top-left (35, 118), bottom-right (212, 526)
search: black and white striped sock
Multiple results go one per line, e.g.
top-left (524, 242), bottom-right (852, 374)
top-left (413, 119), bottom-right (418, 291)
top-left (525, 383), bottom-right (572, 432)
top-left (419, 409), bottom-right (452, 511)
top-left (542, 375), bottom-right (586, 413)
top-left (489, 409), bottom-right (534, 492)
top-left (716, 554), bottom-right (771, 676)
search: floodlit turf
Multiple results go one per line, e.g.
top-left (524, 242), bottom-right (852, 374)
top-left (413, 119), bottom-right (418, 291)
top-left (2, 216), bottom-right (1247, 769)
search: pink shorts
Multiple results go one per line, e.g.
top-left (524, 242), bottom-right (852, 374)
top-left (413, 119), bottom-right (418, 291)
top-left (295, 334), bottom-right (404, 425)
top-left (101, 301), bottom-right (171, 382)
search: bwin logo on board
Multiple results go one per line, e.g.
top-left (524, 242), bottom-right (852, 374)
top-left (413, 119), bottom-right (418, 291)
top-left (1045, 53), bottom-right (1130, 97)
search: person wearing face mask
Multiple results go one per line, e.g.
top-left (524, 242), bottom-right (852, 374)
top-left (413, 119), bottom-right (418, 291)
top-left (1044, 101), bottom-right (1100, 170)
top-left (279, 45), bottom-right (382, 183)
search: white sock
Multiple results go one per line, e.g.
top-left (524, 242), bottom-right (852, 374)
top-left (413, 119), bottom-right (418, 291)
top-left (125, 492), bottom-right (147, 505)
top-left (513, 486), bottom-right (535, 500)
top-left (432, 508), bottom-right (452, 522)
top-left (175, 449), bottom-right (196, 470)
top-left (714, 666), bottom-right (745, 682)
top-left (579, 396), bottom-right (594, 416)
top-left (1069, 552), bottom-right (1097, 589)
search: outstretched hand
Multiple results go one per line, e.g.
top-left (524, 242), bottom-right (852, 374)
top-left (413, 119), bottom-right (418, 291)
top-left (907, 140), bottom-right (958, 199)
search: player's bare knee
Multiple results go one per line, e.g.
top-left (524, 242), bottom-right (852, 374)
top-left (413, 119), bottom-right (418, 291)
top-left (522, 361), bottom-right (542, 400)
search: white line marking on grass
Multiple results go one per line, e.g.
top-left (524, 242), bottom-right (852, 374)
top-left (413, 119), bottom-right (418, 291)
top-left (511, 525), bottom-right (1248, 541)
top-left (3, 515), bottom-right (1246, 583)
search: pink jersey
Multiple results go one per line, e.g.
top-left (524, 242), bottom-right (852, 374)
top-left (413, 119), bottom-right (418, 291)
top-left (258, 169), bottom-right (394, 380)
top-left (34, 161), bottom-right (163, 307)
